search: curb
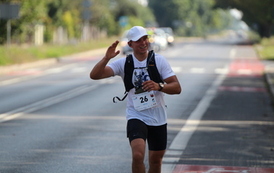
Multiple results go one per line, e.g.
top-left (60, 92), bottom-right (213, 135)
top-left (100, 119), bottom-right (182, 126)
top-left (264, 64), bottom-right (274, 99)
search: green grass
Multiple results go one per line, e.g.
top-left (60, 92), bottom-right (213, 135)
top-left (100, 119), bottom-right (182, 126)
top-left (0, 37), bottom-right (117, 66)
top-left (256, 37), bottom-right (274, 60)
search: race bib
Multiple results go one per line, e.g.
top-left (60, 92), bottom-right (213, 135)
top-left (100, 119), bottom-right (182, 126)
top-left (132, 91), bottom-right (158, 111)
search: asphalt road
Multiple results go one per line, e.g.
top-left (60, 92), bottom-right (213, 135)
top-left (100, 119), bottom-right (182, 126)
top-left (0, 37), bottom-right (273, 173)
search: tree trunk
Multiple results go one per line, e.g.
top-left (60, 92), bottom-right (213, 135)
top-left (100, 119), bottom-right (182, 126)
top-left (258, 23), bottom-right (273, 38)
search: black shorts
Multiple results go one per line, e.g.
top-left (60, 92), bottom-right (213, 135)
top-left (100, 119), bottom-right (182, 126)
top-left (127, 119), bottom-right (167, 151)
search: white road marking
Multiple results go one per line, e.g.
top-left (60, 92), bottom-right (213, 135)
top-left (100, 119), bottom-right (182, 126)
top-left (236, 69), bottom-right (252, 75)
top-left (70, 67), bottom-right (88, 73)
top-left (0, 76), bottom-right (36, 86)
top-left (0, 84), bottom-right (99, 123)
top-left (162, 49), bottom-right (236, 173)
top-left (162, 73), bottom-right (226, 173)
top-left (172, 67), bottom-right (182, 73)
top-left (230, 48), bottom-right (236, 59)
top-left (190, 68), bottom-right (205, 73)
top-left (215, 68), bottom-right (229, 74)
top-left (0, 64), bottom-right (77, 86)
top-left (184, 45), bottom-right (194, 50)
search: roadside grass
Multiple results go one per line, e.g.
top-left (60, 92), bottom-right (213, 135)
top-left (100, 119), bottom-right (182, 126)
top-left (256, 36), bottom-right (274, 60)
top-left (0, 37), bottom-right (117, 66)
top-left (1, 35), bottom-right (273, 66)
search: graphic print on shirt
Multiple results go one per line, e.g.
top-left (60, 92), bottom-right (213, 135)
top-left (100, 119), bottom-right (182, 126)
top-left (133, 67), bottom-right (150, 94)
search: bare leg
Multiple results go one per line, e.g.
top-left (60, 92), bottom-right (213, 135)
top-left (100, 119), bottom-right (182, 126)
top-left (130, 138), bottom-right (146, 173)
top-left (148, 150), bottom-right (166, 173)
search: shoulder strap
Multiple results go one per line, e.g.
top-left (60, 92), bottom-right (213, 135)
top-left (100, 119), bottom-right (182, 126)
top-left (112, 54), bottom-right (133, 103)
top-left (124, 54), bottom-right (135, 92)
top-left (147, 50), bottom-right (163, 83)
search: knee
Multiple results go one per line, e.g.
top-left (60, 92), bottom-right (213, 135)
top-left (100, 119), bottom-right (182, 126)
top-left (149, 150), bottom-right (165, 166)
top-left (132, 151), bottom-right (145, 163)
top-left (149, 158), bottom-right (162, 166)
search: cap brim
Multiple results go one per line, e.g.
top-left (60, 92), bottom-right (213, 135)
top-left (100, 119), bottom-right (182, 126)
top-left (131, 34), bottom-right (148, 41)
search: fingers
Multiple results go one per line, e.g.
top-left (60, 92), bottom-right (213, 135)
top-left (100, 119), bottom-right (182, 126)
top-left (115, 50), bottom-right (120, 56)
top-left (109, 40), bottom-right (119, 49)
top-left (142, 80), bottom-right (157, 92)
top-left (105, 40), bottom-right (120, 59)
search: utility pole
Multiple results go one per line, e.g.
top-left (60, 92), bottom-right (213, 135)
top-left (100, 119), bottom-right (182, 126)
top-left (7, 20), bottom-right (11, 45)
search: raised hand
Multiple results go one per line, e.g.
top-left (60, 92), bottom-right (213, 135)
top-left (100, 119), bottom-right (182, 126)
top-left (105, 40), bottom-right (120, 60)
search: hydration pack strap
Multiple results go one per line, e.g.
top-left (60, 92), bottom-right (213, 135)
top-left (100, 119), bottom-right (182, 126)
top-left (113, 91), bottom-right (128, 103)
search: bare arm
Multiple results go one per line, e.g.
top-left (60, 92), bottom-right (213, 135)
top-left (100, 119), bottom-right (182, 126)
top-left (90, 41), bottom-right (120, 80)
top-left (142, 75), bottom-right (182, 95)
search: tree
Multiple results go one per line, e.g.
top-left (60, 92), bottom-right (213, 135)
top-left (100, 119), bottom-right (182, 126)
top-left (214, 0), bottom-right (274, 37)
top-left (110, 0), bottom-right (155, 31)
top-left (0, 0), bottom-right (156, 44)
top-left (13, 0), bottom-right (48, 43)
top-left (0, 0), bottom-right (48, 43)
top-left (47, 0), bottom-right (81, 40)
top-left (149, 0), bottom-right (229, 36)
top-left (90, 0), bottom-right (118, 36)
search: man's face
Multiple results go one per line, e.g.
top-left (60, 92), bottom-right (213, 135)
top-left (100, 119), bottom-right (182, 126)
top-left (129, 36), bottom-right (149, 54)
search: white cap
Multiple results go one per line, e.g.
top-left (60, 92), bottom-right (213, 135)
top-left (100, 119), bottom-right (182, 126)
top-left (126, 26), bottom-right (148, 41)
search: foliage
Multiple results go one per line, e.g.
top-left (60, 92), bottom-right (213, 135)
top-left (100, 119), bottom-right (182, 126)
top-left (214, 0), bottom-right (274, 37)
top-left (90, 0), bottom-right (118, 36)
top-left (1, 0), bottom-right (271, 44)
top-left (256, 37), bottom-right (274, 60)
top-left (110, 0), bottom-right (155, 32)
top-left (148, 0), bottom-right (232, 37)
top-left (0, 0), bottom-right (156, 44)
top-left (16, 0), bottom-right (48, 43)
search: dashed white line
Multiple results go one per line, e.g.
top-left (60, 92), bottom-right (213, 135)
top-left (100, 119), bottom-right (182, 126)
top-left (190, 67), bottom-right (205, 73)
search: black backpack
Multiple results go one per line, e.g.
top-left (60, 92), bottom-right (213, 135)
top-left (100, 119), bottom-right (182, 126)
top-left (113, 50), bottom-right (163, 103)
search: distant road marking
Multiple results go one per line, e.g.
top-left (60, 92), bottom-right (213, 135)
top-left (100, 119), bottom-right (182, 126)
top-left (0, 64), bottom-right (77, 86)
top-left (219, 86), bottom-right (266, 92)
top-left (0, 75), bottom-right (37, 86)
top-left (184, 45), bottom-right (194, 50)
top-left (180, 67), bottom-right (228, 74)
top-left (8, 69), bottom-right (42, 75)
top-left (71, 67), bottom-right (88, 73)
top-left (230, 48), bottom-right (236, 59)
top-left (215, 67), bottom-right (229, 74)
top-left (44, 64), bottom-right (76, 74)
top-left (172, 67), bottom-right (182, 73)
top-left (172, 164), bottom-right (274, 173)
top-left (190, 68), bottom-right (205, 73)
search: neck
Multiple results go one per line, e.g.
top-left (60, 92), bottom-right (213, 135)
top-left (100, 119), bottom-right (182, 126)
top-left (134, 51), bottom-right (148, 61)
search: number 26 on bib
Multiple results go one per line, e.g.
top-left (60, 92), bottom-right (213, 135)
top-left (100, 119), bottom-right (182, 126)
top-left (132, 91), bottom-right (158, 111)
